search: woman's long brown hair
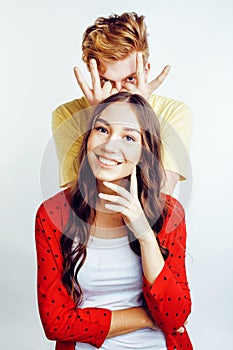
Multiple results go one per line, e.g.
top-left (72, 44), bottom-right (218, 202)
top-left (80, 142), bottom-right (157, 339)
top-left (60, 92), bottom-right (168, 305)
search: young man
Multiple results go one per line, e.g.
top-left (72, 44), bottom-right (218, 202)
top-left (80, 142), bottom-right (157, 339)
top-left (52, 12), bottom-right (192, 194)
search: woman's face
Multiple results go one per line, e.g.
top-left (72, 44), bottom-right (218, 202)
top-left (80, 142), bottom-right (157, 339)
top-left (87, 102), bottom-right (142, 183)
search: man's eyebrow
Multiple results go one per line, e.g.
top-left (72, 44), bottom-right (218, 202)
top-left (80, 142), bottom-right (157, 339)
top-left (99, 72), bottom-right (137, 82)
top-left (95, 118), bottom-right (140, 134)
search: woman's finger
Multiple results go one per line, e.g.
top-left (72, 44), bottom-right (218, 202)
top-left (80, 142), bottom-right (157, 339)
top-left (99, 193), bottom-right (129, 208)
top-left (130, 167), bottom-right (138, 198)
top-left (103, 181), bottom-right (132, 201)
top-left (104, 203), bottom-right (128, 213)
top-left (176, 326), bottom-right (185, 334)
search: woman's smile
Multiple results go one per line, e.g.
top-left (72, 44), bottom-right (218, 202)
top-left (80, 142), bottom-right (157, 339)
top-left (95, 154), bottom-right (123, 168)
top-left (87, 101), bottom-right (142, 183)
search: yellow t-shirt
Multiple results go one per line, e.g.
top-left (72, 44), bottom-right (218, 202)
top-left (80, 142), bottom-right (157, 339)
top-left (52, 95), bottom-right (192, 187)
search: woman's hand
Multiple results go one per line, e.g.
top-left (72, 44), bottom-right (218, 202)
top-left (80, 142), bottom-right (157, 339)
top-left (176, 318), bottom-right (189, 334)
top-left (99, 167), bottom-right (152, 240)
top-left (99, 167), bottom-right (165, 285)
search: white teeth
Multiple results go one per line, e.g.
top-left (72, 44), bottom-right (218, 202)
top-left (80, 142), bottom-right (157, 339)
top-left (98, 156), bottom-right (119, 166)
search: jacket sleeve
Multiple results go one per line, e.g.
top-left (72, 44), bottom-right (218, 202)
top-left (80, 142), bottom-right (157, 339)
top-left (142, 197), bottom-right (192, 334)
top-left (35, 198), bottom-right (111, 348)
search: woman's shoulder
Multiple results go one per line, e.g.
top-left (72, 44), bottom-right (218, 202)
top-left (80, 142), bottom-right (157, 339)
top-left (36, 189), bottom-right (71, 230)
top-left (163, 194), bottom-right (185, 213)
top-left (37, 189), bottom-right (70, 211)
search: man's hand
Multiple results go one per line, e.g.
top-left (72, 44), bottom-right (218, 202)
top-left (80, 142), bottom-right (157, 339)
top-left (123, 52), bottom-right (171, 100)
top-left (74, 53), bottom-right (171, 105)
top-left (74, 59), bottom-right (118, 106)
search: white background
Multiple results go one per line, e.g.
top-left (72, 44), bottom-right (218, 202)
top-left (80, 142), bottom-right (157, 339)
top-left (0, 0), bottom-right (233, 349)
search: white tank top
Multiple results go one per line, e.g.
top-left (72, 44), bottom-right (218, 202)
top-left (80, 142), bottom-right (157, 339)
top-left (75, 235), bottom-right (167, 350)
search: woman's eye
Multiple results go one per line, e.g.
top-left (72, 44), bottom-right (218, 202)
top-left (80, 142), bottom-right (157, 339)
top-left (95, 126), bottom-right (108, 134)
top-left (124, 135), bottom-right (135, 142)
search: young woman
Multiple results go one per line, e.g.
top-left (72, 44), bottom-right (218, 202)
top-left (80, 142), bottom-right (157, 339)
top-left (35, 92), bottom-right (192, 350)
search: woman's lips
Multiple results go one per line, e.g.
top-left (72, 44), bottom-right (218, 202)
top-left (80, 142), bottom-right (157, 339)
top-left (96, 154), bottom-right (122, 167)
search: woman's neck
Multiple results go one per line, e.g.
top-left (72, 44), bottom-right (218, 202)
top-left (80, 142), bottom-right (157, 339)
top-left (96, 178), bottom-right (130, 194)
top-left (90, 203), bottom-right (128, 239)
top-left (91, 178), bottom-right (130, 238)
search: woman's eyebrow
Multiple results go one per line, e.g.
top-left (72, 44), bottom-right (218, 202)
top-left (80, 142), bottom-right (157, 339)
top-left (122, 127), bottom-right (141, 134)
top-left (95, 118), bottom-right (140, 134)
top-left (95, 118), bottom-right (110, 125)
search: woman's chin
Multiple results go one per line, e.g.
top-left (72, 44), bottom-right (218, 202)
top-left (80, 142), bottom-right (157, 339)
top-left (96, 176), bottom-right (120, 183)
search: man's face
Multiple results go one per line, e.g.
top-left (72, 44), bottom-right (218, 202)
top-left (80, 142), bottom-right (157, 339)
top-left (99, 52), bottom-right (150, 92)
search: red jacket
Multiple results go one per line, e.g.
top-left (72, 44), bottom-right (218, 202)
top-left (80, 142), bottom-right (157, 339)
top-left (35, 190), bottom-right (193, 350)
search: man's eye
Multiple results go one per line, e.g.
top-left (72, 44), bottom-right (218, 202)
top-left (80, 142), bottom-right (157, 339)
top-left (126, 76), bottom-right (136, 83)
top-left (100, 78), bottom-right (110, 86)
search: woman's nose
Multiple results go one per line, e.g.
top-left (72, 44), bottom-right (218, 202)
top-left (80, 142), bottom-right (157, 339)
top-left (101, 138), bottom-right (120, 153)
